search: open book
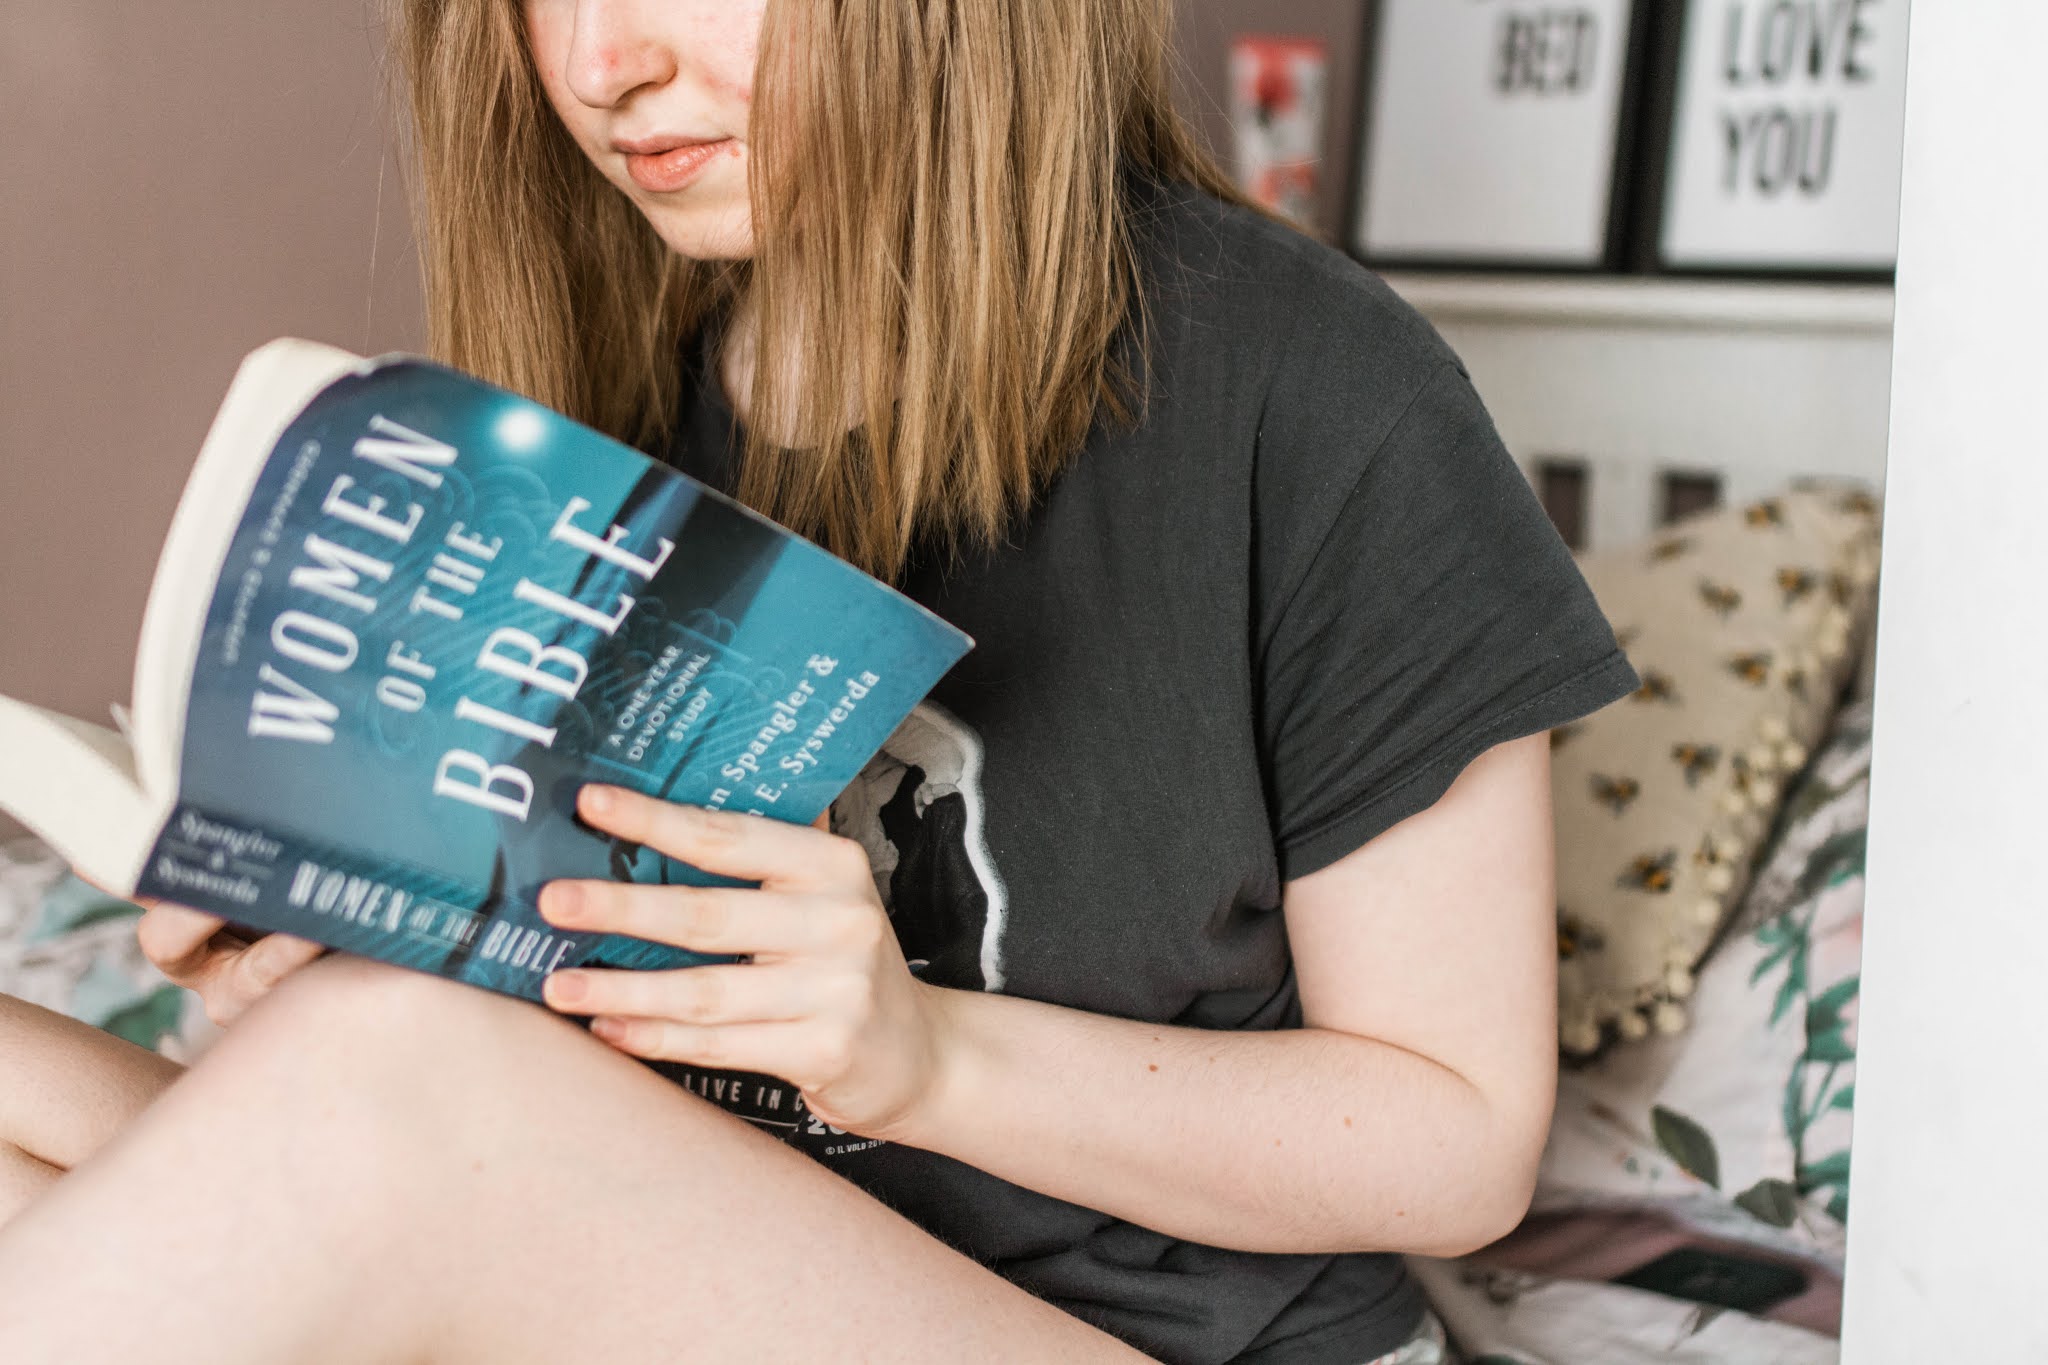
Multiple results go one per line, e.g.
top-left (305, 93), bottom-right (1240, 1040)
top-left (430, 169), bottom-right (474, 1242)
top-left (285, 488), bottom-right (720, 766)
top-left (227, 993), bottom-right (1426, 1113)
top-left (0, 340), bottom-right (970, 1000)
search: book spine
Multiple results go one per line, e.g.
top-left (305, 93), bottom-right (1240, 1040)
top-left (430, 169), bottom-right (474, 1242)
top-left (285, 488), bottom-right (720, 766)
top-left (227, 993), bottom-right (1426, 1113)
top-left (134, 803), bottom-right (718, 1002)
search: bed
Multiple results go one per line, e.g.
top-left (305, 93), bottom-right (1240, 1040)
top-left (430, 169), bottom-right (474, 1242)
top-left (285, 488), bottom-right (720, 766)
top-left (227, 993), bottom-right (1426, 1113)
top-left (0, 271), bottom-right (1894, 1364)
top-left (1387, 271), bottom-right (1892, 1364)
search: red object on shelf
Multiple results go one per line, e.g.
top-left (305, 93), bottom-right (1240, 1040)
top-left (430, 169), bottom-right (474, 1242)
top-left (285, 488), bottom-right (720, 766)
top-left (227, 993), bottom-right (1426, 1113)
top-left (1229, 35), bottom-right (1328, 226)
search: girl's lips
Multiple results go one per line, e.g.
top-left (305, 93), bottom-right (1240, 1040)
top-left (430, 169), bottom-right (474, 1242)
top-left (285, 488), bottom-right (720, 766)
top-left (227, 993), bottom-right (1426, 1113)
top-left (622, 138), bottom-right (734, 194)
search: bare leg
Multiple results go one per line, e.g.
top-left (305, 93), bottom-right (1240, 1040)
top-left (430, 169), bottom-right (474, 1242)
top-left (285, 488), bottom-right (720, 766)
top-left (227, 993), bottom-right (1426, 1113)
top-left (0, 1144), bottom-right (58, 1218)
top-left (0, 957), bottom-right (1149, 1364)
top-left (0, 993), bottom-right (182, 1223)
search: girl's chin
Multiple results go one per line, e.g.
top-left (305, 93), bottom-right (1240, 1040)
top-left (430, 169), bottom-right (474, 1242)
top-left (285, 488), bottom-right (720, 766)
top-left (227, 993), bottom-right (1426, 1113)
top-left (648, 206), bottom-right (757, 263)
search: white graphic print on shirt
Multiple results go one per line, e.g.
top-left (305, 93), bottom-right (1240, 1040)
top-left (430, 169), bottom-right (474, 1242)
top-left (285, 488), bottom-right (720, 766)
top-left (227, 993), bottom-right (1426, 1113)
top-left (661, 702), bottom-right (1004, 1154)
top-left (831, 701), bottom-right (1007, 993)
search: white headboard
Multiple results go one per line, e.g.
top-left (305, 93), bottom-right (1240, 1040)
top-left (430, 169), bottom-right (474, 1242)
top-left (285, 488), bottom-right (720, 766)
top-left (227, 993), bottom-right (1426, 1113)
top-left (1384, 273), bottom-right (1896, 550)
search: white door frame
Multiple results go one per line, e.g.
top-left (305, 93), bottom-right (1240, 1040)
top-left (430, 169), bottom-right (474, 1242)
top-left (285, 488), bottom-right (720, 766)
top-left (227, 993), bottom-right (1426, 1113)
top-left (1844, 2), bottom-right (2048, 1357)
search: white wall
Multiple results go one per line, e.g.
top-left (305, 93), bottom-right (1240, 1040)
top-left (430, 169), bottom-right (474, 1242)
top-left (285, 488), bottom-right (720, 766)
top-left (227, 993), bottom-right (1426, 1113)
top-left (1391, 275), bottom-right (1895, 548)
top-left (1842, 3), bottom-right (2048, 1357)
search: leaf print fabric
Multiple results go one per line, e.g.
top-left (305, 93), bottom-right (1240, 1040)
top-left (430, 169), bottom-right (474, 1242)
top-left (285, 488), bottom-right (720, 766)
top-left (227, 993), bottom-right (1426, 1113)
top-left (1406, 1254), bottom-right (1843, 1364)
top-left (1744, 707), bottom-right (1869, 1221)
top-left (1441, 699), bottom-right (1872, 1358)
top-left (1549, 701), bottom-right (1868, 1225)
top-left (0, 839), bottom-right (213, 1060)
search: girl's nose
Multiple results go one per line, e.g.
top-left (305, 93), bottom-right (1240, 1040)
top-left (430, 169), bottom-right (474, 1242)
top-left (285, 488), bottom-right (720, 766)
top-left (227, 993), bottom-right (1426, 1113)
top-left (563, 0), bottom-right (676, 110)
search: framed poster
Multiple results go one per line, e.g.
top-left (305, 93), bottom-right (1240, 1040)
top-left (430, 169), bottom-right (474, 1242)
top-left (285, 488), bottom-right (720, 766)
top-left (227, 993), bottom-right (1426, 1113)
top-left (1352, 0), bottom-right (1650, 269)
top-left (1229, 36), bottom-right (1330, 229)
top-left (1656, 0), bottom-right (1910, 273)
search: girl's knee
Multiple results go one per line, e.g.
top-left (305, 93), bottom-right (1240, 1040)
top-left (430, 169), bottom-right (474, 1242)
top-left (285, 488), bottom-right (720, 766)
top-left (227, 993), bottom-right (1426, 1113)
top-left (234, 954), bottom-right (552, 1062)
top-left (176, 958), bottom-right (542, 1137)
top-left (145, 960), bottom-right (555, 1204)
top-left (195, 955), bottom-right (623, 1137)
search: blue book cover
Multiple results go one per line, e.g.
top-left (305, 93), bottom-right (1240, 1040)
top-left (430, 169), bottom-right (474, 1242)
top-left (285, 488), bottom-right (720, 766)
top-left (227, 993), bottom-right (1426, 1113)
top-left (122, 350), bottom-right (971, 1000)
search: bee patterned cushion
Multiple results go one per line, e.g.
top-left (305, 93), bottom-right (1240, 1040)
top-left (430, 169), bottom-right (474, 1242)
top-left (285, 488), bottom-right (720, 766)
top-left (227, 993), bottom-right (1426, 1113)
top-left (1507, 700), bottom-right (1872, 1292)
top-left (1549, 484), bottom-right (1881, 1055)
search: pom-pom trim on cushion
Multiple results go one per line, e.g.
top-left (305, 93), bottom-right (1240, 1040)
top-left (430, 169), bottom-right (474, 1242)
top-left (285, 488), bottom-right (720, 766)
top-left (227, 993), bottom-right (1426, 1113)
top-left (1551, 483), bottom-right (1882, 1055)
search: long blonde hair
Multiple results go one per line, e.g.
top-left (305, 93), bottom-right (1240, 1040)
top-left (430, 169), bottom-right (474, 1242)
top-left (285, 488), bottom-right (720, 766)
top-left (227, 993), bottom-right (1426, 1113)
top-left (392, 0), bottom-right (1247, 580)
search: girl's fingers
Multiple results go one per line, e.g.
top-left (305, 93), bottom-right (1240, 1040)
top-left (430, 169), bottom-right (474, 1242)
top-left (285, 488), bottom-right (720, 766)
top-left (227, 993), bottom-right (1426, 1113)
top-left (237, 934), bottom-right (326, 995)
top-left (135, 904), bottom-right (229, 981)
top-left (199, 936), bottom-right (321, 1026)
top-left (539, 879), bottom-right (874, 958)
top-left (138, 903), bottom-right (326, 1024)
top-left (576, 785), bottom-right (869, 892)
top-left (543, 961), bottom-right (822, 1024)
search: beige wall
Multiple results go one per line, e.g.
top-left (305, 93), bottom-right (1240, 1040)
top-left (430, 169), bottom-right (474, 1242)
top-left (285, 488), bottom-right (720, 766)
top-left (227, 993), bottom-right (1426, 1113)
top-left (0, 1), bottom-right (422, 750)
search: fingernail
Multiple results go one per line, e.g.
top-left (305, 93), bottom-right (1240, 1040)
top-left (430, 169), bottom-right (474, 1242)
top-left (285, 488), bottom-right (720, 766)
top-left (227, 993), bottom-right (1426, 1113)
top-left (591, 1016), bottom-right (627, 1043)
top-left (581, 785), bottom-right (618, 816)
top-left (540, 883), bottom-right (582, 924)
top-left (545, 971), bottom-right (587, 1007)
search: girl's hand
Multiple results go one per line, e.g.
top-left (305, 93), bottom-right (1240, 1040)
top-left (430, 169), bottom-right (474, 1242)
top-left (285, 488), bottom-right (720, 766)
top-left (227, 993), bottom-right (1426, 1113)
top-left (136, 903), bottom-right (326, 1025)
top-left (537, 785), bottom-right (956, 1141)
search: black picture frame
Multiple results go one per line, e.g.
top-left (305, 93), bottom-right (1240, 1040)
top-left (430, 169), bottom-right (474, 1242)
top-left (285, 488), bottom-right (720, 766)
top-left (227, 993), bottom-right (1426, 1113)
top-left (1346, 0), bottom-right (1659, 274)
top-left (1636, 0), bottom-right (1904, 283)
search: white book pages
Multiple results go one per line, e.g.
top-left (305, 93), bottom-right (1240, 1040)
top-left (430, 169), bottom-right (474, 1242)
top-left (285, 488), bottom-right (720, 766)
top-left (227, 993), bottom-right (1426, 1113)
top-left (0, 696), bottom-right (157, 894)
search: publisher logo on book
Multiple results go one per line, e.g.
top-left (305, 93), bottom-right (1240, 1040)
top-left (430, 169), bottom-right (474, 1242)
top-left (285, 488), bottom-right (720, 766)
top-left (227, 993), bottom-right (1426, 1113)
top-left (152, 810), bottom-right (286, 907)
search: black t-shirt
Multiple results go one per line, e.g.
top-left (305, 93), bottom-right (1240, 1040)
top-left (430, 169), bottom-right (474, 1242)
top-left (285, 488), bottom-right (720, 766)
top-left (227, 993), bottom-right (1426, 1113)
top-left (655, 180), bottom-right (1638, 1364)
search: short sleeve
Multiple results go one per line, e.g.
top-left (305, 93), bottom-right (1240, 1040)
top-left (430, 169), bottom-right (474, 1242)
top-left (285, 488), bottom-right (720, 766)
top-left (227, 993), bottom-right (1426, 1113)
top-left (1255, 358), bottom-right (1639, 881)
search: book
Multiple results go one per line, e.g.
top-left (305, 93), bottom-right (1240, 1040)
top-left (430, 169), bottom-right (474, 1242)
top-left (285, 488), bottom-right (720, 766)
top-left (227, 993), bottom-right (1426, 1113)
top-left (0, 340), bottom-right (971, 1001)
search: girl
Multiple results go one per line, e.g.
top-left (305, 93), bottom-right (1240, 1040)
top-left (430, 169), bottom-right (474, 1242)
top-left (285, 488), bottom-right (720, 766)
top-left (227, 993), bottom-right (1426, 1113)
top-left (0, 2), bottom-right (1636, 1361)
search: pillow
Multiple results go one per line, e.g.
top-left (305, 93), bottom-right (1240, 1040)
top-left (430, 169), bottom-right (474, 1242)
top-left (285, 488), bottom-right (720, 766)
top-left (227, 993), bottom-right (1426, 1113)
top-left (1408, 1252), bottom-right (1843, 1365)
top-left (1506, 701), bottom-right (1871, 1292)
top-left (1463, 1207), bottom-right (1845, 1337)
top-left (1699, 697), bottom-right (1870, 1225)
top-left (1551, 484), bottom-right (1881, 1054)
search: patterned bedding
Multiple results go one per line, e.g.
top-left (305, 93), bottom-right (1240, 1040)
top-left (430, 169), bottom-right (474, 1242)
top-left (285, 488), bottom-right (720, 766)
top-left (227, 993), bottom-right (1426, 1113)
top-left (0, 841), bottom-right (213, 1060)
top-left (1409, 701), bottom-right (1871, 1363)
top-left (1408, 1255), bottom-right (1841, 1364)
top-left (0, 703), bottom-right (1871, 1362)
